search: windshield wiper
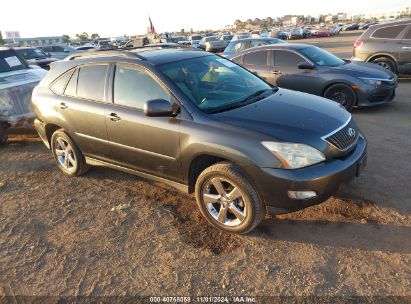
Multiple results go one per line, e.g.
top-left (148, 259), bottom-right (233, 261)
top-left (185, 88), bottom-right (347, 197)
top-left (207, 88), bottom-right (277, 114)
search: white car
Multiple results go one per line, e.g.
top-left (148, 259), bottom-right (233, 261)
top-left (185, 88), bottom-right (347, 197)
top-left (0, 48), bottom-right (47, 143)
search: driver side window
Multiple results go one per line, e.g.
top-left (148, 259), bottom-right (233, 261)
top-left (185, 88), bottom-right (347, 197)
top-left (274, 50), bottom-right (307, 67)
top-left (113, 64), bottom-right (170, 110)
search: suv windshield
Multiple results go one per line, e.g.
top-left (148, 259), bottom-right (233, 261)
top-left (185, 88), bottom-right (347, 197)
top-left (300, 46), bottom-right (345, 67)
top-left (158, 55), bottom-right (274, 114)
top-left (16, 48), bottom-right (48, 60)
top-left (191, 36), bottom-right (202, 41)
top-left (0, 50), bottom-right (28, 73)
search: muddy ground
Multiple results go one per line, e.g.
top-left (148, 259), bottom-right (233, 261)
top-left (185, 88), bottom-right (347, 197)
top-left (1, 42), bottom-right (411, 302)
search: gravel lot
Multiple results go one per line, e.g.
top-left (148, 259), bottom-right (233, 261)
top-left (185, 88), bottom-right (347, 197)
top-left (0, 32), bottom-right (410, 301)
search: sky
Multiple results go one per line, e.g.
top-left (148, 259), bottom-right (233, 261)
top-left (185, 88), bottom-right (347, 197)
top-left (1, 0), bottom-right (409, 38)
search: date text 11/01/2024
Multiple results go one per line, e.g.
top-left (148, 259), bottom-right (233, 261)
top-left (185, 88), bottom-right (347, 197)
top-left (149, 296), bottom-right (257, 303)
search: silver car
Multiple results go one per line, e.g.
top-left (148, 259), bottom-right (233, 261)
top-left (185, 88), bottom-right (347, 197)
top-left (39, 45), bottom-right (79, 60)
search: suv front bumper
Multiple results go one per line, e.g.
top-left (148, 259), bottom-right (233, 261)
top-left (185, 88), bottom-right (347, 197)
top-left (245, 135), bottom-right (367, 214)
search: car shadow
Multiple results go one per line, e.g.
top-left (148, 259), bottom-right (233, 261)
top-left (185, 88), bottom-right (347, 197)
top-left (251, 218), bottom-right (411, 254)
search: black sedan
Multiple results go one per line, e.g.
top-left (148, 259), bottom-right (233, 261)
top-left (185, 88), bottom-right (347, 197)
top-left (229, 44), bottom-right (397, 110)
top-left (15, 47), bottom-right (58, 70)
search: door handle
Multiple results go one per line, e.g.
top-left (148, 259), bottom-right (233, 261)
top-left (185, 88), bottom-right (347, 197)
top-left (402, 46), bottom-right (411, 49)
top-left (105, 113), bottom-right (121, 121)
top-left (60, 102), bottom-right (68, 109)
top-left (272, 70), bottom-right (282, 75)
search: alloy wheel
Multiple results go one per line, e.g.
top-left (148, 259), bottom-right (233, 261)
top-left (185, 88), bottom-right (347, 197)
top-left (202, 177), bottom-right (247, 227)
top-left (54, 137), bottom-right (76, 172)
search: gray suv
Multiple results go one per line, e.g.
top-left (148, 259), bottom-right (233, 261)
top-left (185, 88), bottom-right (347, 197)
top-left (32, 48), bottom-right (367, 233)
top-left (352, 20), bottom-right (411, 74)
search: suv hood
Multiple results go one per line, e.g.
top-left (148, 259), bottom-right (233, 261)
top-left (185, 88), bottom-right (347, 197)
top-left (330, 61), bottom-right (395, 79)
top-left (213, 88), bottom-right (351, 146)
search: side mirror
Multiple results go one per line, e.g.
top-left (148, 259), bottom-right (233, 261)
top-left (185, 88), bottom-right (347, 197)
top-left (144, 99), bottom-right (175, 117)
top-left (298, 62), bottom-right (315, 70)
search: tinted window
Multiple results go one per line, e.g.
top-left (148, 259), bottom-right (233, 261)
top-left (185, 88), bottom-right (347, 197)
top-left (114, 65), bottom-right (169, 109)
top-left (77, 65), bottom-right (108, 101)
top-left (372, 25), bottom-right (407, 39)
top-left (15, 48), bottom-right (48, 60)
top-left (0, 50), bottom-right (27, 73)
top-left (244, 51), bottom-right (268, 66)
top-left (274, 50), bottom-right (306, 67)
top-left (50, 71), bottom-right (73, 94)
top-left (52, 46), bottom-right (65, 52)
top-left (64, 69), bottom-right (79, 96)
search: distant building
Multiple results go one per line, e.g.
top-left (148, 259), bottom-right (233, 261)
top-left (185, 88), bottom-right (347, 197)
top-left (338, 13), bottom-right (348, 21)
top-left (4, 36), bottom-right (65, 46)
top-left (324, 14), bottom-right (333, 22)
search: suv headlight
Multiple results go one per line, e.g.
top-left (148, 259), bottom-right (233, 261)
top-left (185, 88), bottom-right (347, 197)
top-left (262, 142), bottom-right (325, 169)
top-left (359, 77), bottom-right (383, 86)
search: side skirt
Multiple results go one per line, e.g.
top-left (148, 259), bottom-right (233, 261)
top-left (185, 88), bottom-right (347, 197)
top-left (85, 157), bottom-right (189, 194)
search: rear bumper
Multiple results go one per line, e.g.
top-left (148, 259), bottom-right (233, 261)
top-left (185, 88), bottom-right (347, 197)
top-left (244, 135), bottom-right (367, 214)
top-left (34, 118), bottom-right (50, 149)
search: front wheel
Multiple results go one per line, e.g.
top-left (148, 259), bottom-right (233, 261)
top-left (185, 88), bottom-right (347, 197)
top-left (195, 162), bottom-right (264, 234)
top-left (51, 129), bottom-right (90, 176)
top-left (324, 84), bottom-right (356, 111)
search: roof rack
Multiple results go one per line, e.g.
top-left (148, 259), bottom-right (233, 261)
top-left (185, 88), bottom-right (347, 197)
top-left (66, 49), bottom-right (146, 61)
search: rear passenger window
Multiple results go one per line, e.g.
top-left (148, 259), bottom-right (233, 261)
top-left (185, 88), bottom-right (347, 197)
top-left (275, 50), bottom-right (305, 67)
top-left (113, 65), bottom-right (169, 110)
top-left (50, 71), bottom-right (73, 94)
top-left (405, 28), bottom-right (411, 40)
top-left (64, 68), bottom-right (78, 97)
top-left (244, 51), bottom-right (269, 66)
top-left (76, 65), bottom-right (108, 101)
top-left (372, 25), bottom-right (407, 39)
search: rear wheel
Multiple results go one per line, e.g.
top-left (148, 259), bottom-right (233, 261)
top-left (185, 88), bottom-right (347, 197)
top-left (324, 83), bottom-right (356, 111)
top-left (51, 129), bottom-right (90, 176)
top-left (370, 57), bottom-right (396, 73)
top-left (195, 162), bottom-right (264, 234)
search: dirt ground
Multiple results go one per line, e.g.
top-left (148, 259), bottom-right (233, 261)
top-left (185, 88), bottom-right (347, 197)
top-left (1, 38), bottom-right (411, 302)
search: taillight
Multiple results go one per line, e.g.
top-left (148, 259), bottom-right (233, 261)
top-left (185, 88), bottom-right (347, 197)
top-left (354, 40), bottom-right (363, 48)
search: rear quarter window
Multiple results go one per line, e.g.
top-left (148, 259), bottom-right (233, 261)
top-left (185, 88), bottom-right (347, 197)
top-left (50, 70), bottom-right (73, 94)
top-left (371, 25), bottom-right (407, 39)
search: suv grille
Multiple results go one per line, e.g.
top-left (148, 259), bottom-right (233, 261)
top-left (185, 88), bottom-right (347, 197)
top-left (323, 119), bottom-right (359, 151)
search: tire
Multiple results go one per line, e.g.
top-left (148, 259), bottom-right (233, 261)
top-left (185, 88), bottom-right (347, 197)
top-left (324, 83), bottom-right (356, 111)
top-left (0, 123), bottom-right (8, 144)
top-left (370, 57), bottom-right (397, 73)
top-left (194, 162), bottom-right (264, 234)
top-left (51, 129), bottom-right (90, 176)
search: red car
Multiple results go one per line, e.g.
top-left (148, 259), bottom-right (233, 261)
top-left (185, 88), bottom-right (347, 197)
top-left (316, 28), bottom-right (331, 37)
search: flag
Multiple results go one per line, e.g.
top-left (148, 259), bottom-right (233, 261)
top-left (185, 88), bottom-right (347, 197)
top-left (149, 17), bottom-right (156, 34)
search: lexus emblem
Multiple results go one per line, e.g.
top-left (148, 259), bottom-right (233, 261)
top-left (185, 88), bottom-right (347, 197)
top-left (348, 128), bottom-right (356, 137)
